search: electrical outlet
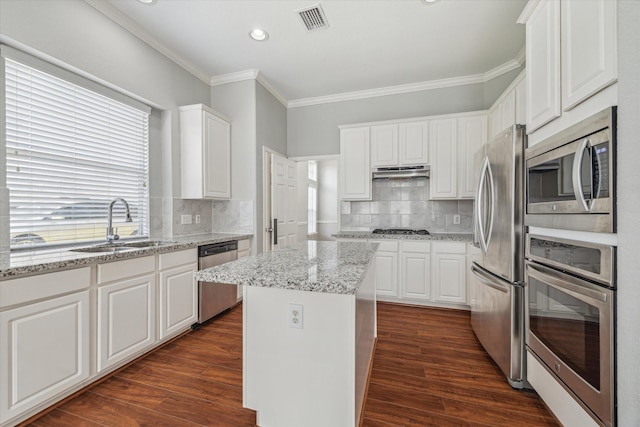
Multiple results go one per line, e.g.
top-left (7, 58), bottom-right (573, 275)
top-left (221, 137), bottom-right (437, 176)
top-left (195, 214), bottom-right (201, 224)
top-left (180, 214), bottom-right (192, 225)
top-left (453, 214), bottom-right (461, 225)
top-left (288, 303), bottom-right (303, 329)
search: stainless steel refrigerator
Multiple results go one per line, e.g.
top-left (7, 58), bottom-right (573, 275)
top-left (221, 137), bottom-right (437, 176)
top-left (471, 125), bottom-right (526, 389)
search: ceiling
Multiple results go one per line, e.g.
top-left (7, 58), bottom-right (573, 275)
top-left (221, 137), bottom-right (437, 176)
top-left (92, 0), bottom-right (527, 106)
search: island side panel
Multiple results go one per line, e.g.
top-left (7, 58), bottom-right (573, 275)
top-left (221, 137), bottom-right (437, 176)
top-left (355, 258), bottom-right (376, 425)
top-left (243, 286), bottom-right (356, 427)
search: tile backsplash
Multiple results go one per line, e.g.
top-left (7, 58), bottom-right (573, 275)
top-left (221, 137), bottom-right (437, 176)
top-left (340, 179), bottom-right (473, 233)
top-left (211, 199), bottom-right (254, 233)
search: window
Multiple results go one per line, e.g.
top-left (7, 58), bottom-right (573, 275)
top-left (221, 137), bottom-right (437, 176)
top-left (4, 53), bottom-right (150, 249)
top-left (308, 161), bottom-right (317, 235)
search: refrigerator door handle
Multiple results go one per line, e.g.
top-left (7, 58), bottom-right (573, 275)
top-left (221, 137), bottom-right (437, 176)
top-left (486, 159), bottom-right (495, 250)
top-left (471, 263), bottom-right (509, 293)
top-left (475, 157), bottom-right (490, 253)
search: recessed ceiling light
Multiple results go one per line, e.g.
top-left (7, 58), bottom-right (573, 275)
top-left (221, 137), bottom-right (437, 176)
top-left (249, 28), bottom-right (269, 41)
top-left (421, 0), bottom-right (439, 4)
top-left (137, 0), bottom-right (157, 4)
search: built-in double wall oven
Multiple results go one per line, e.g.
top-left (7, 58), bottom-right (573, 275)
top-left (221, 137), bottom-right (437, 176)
top-left (524, 107), bottom-right (616, 427)
top-left (525, 235), bottom-right (615, 427)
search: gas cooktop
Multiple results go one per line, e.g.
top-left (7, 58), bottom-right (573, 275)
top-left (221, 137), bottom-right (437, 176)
top-left (371, 228), bottom-right (430, 235)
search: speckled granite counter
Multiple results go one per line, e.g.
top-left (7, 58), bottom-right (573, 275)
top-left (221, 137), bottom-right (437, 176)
top-left (194, 240), bottom-right (378, 295)
top-left (334, 231), bottom-right (474, 242)
top-left (0, 232), bottom-right (253, 280)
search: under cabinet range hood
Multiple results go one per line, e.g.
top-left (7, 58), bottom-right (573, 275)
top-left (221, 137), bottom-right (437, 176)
top-left (372, 165), bottom-right (429, 180)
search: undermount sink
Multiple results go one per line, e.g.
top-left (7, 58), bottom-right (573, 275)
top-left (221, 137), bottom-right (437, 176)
top-left (70, 240), bottom-right (177, 253)
top-left (121, 240), bottom-right (177, 248)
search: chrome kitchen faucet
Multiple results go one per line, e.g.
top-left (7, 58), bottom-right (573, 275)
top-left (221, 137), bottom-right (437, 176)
top-left (106, 198), bottom-right (133, 243)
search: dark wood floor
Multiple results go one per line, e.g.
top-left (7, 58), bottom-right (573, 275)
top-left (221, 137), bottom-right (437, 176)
top-left (25, 302), bottom-right (559, 427)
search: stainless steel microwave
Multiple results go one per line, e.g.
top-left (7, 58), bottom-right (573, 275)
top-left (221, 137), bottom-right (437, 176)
top-left (525, 107), bottom-right (616, 233)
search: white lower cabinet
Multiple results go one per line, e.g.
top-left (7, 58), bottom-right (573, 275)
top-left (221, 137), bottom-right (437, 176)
top-left (399, 241), bottom-right (431, 301)
top-left (346, 238), bottom-right (468, 308)
top-left (432, 242), bottom-right (467, 304)
top-left (158, 249), bottom-right (198, 340)
top-left (372, 240), bottom-right (399, 297)
top-left (0, 290), bottom-right (90, 425)
top-left (96, 256), bottom-right (156, 373)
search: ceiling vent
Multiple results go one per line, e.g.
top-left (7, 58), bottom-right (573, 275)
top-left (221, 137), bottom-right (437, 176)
top-left (297, 4), bottom-right (329, 31)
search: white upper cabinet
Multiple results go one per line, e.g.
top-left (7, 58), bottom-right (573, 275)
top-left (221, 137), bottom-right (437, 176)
top-left (561, 0), bottom-right (617, 111)
top-left (430, 114), bottom-right (486, 200)
top-left (525, 0), bottom-right (561, 133)
top-left (370, 121), bottom-right (428, 167)
top-left (370, 124), bottom-right (398, 167)
top-left (340, 127), bottom-right (371, 200)
top-left (457, 115), bottom-right (487, 198)
top-left (399, 121), bottom-right (428, 165)
top-left (429, 118), bottom-right (458, 199)
top-left (521, 0), bottom-right (617, 137)
top-left (180, 104), bottom-right (231, 199)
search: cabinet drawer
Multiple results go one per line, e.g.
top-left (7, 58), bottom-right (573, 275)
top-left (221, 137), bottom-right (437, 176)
top-left (371, 240), bottom-right (398, 252)
top-left (402, 241), bottom-right (431, 253)
top-left (237, 239), bottom-right (250, 251)
top-left (432, 241), bottom-right (466, 254)
top-left (159, 249), bottom-right (197, 270)
top-left (97, 256), bottom-right (155, 284)
top-left (0, 267), bottom-right (91, 309)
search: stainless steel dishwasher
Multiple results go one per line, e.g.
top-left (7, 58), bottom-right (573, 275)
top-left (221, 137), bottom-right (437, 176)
top-left (197, 240), bottom-right (238, 324)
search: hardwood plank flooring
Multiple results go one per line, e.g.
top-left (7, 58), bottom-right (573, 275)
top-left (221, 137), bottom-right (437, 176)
top-left (23, 302), bottom-right (558, 427)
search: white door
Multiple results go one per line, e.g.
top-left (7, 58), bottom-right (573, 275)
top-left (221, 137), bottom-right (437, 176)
top-left (270, 152), bottom-right (297, 250)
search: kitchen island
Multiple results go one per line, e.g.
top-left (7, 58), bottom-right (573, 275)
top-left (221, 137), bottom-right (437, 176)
top-left (194, 240), bottom-right (378, 427)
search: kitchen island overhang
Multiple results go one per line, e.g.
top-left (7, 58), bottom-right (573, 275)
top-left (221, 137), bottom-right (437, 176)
top-left (194, 241), bottom-right (378, 427)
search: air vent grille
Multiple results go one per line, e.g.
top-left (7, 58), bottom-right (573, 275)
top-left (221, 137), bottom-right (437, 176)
top-left (297, 4), bottom-right (329, 31)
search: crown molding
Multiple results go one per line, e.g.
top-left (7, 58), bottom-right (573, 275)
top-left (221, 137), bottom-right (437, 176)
top-left (210, 70), bottom-right (288, 107)
top-left (288, 52), bottom-right (526, 109)
top-left (517, 0), bottom-right (541, 24)
top-left (84, 0), bottom-right (211, 84)
top-left (210, 69), bottom-right (259, 86)
top-left (288, 73), bottom-right (486, 108)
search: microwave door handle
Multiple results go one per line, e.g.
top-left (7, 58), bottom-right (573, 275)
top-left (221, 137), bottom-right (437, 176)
top-left (572, 138), bottom-right (591, 212)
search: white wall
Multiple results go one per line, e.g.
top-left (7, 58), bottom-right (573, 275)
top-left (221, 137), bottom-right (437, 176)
top-left (0, 0), bottom-right (211, 241)
top-left (615, 1), bottom-right (640, 424)
top-left (256, 82), bottom-right (288, 252)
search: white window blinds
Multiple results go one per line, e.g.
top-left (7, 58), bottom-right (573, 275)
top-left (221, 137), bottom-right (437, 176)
top-left (5, 57), bottom-right (150, 249)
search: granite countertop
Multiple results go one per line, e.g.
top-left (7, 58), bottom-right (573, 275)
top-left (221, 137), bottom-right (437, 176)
top-left (334, 231), bottom-right (474, 242)
top-left (195, 240), bottom-right (378, 295)
top-left (0, 232), bottom-right (253, 280)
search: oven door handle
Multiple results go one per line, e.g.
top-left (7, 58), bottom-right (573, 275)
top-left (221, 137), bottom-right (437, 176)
top-left (572, 138), bottom-right (591, 212)
top-left (471, 263), bottom-right (509, 293)
top-left (527, 262), bottom-right (608, 302)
